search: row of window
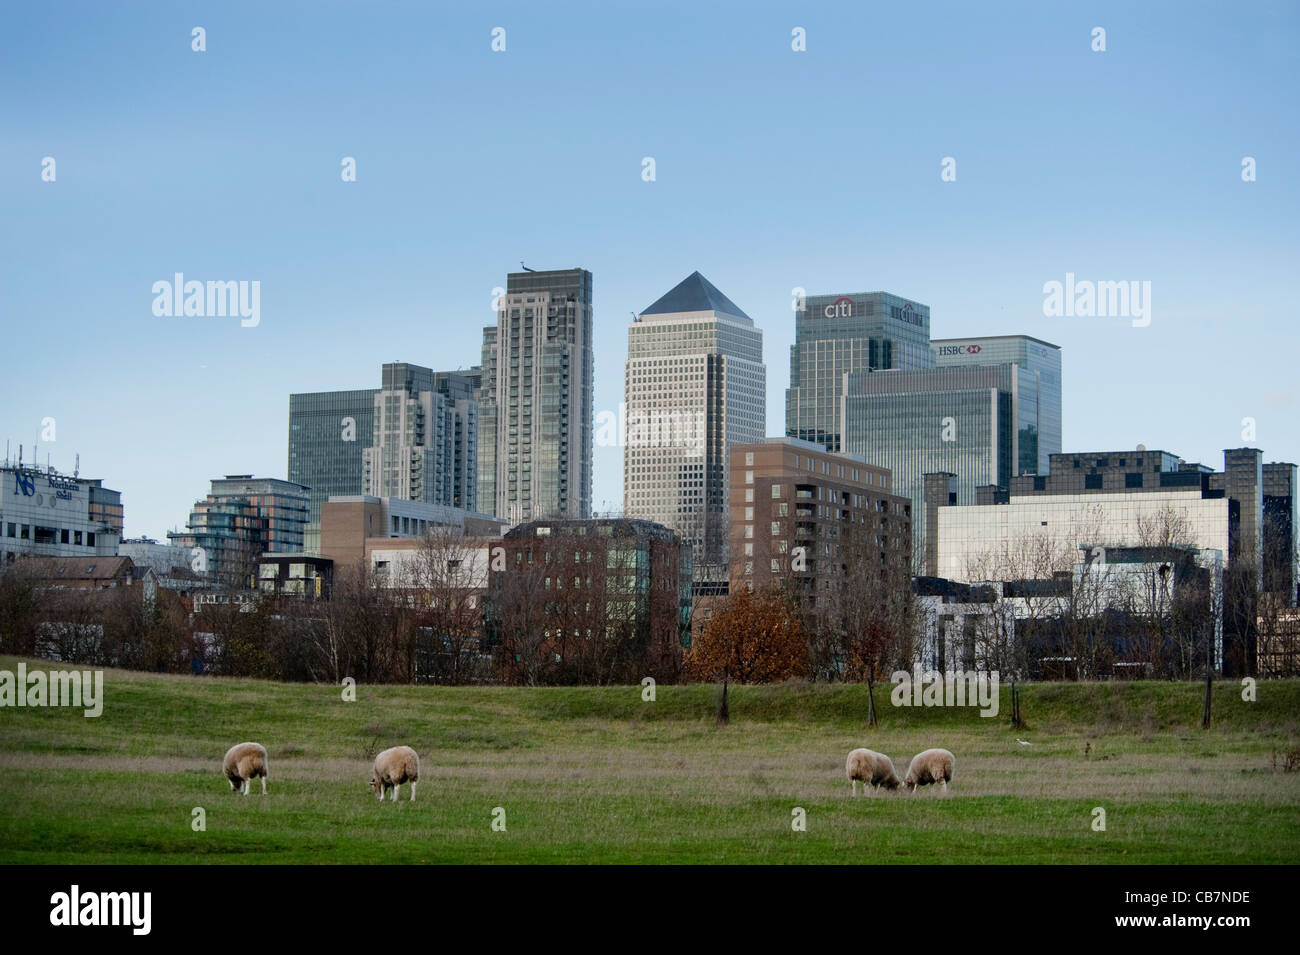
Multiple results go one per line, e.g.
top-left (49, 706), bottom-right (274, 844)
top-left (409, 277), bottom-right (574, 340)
top-left (3, 523), bottom-right (97, 546)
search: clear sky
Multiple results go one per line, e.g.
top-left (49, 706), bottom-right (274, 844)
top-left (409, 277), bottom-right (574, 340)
top-left (3, 1), bottom-right (1297, 540)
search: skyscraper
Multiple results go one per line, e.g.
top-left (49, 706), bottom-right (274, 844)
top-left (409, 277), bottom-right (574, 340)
top-left (624, 271), bottom-right (765, 572)
top-left (288, 388), bottom-right (377, 525)
top-left (842, 362), bottom-right (1035, 560)
top-left (786, 292), bottom-right (934, 452)
top-left (931, 334), bottom-right (1062, 476)
top-left (477, 267), bottom-right (594, 522)
top-left (362, 363), bottom-right (479, 511)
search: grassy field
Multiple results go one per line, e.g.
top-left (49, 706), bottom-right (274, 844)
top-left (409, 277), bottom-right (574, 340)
top-left (1, 655), bottom-right (1298, 864)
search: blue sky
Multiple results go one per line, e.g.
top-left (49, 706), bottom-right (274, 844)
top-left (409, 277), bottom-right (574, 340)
top-left (3, 1), bottom-right (1297, 539)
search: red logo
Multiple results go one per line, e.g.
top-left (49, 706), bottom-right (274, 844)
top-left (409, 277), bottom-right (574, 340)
top-left (967, 344), bottom-right (982, 354)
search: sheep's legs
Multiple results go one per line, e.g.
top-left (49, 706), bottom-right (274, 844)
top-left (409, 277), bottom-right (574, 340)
top-left (261, 776), bottom-right (267, 795)
top-left (410, 782), bottom-right (416, 802)
top-left (391, 783), bottom-right (399, 802)
top-left (941, 779), bottom-right (948, 794)
top-left (241, 779), bottom-right (249, 796)
top-left (852, 780), bottom-right (858, 797)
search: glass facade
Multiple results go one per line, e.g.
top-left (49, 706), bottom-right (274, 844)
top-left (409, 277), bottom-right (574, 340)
top-left (843, 364), bottom-right (1026, 557)
top-left (288, 389), bottom-right (377, 525)
top-left (785, 292), bottom-right (934, 452)
top-left (931, 335), bottom-right (1061, 476)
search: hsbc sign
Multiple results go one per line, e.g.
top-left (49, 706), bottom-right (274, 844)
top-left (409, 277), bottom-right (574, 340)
top-left (937, 343), bottom-right (983, 356)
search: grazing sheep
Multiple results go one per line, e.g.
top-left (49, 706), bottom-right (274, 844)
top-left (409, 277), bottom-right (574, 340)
top-left (370, 746), bottom-right (420, 802)
top-left (903, 748), bottom-right (955, 794)
top-left (846, 747), bottom-right (902, 795)
top-left (223, 742), bottom-right (268, 796)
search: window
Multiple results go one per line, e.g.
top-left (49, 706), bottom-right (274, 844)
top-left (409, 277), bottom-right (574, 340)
top-left (770, 522), bottom-right (780, 536)
top-left (1125, 472), bottom-right (1143, 488)
top-left (770, 559), bottom-right (780, 573)
top-left (745, 489), bottom-right (753, 502)
top-left (745, 452), bottom-right (754, 466)
top-left (771, 484), bottom-right (781, 499)
top-left (745, 470), bottom-right (753, 485)
top-left (87, 533), bottom-right (95, 546)
top-left (1085, 474), bottom-right (1103, 490)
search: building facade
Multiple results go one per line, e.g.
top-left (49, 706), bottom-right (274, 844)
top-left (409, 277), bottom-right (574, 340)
top-left (362, 363), bottom-right (479, 512)
top-left (727, 437), bottom-right (912, 601)
top-left (319, 495), bottom-right (505, 572)
top-left (931, 334), bottom-right (1062, 476)
top-left (1, 463), bottom-right (123, 564)
top-left (484, 518), bottom-right (693, 682)
top-left (168, 475), bottom-right (309, 583)
top-left (288, 388), bottom-right (378, 527)
top-left (624, 271), bottom-right (765, 574)
top-left (477, 267), bottom-right (594, 523)
top-left (786, 291), bottom-right (934, 453)
top-left (842, 362), bottom-right (1035, 558)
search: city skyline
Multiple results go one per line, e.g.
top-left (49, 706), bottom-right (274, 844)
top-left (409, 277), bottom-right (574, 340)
top-left (5, 2), bottom-right (1298, 540)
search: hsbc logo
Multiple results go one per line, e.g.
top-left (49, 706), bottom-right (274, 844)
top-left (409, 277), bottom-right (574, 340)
top-left (822, 297), bottom-right (854, 318)
top-left (967, 344), bottom-right (981, 354)
top-left (937, 343), bottom-right (982, 357)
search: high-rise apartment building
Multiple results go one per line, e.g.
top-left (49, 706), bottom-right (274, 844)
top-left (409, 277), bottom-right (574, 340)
top-left (728, 437), bottom-right (911, 599)
top-left (168, 475), bottom-right (309, 582)
top-left (362, 363), bottom-right (478, 512)
top-left (786, 292), bottom-right (934, 453)
top-left (477, 267), bottom-right (594, 523)
top-left (624, 271), bottom-right (765, 572)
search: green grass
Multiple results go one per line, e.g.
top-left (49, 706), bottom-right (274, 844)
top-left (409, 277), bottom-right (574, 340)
top-left (1, 655), bottom-right (1298, 863)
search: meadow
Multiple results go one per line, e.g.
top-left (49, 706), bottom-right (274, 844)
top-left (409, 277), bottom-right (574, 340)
top-left (1, 656), bottom-right (1297, 864)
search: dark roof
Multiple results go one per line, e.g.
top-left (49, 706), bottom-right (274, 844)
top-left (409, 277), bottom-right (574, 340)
top-left (641, 271), bottom-right (750, 319)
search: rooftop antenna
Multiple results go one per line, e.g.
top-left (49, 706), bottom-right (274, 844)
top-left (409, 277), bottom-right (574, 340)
top-left (75, 453), bottom-right (80, 478)
top-left (520, 261), bottom-right (536, 272)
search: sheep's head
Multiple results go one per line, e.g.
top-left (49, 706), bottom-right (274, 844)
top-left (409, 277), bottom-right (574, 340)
top-left (902, 773), bottom-right (917, 792)
top-left (369, 772), bottom-right (382, 797)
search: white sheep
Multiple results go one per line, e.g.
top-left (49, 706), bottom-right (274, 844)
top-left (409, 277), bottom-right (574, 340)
top-left (903, 748), bottom-right (954, 794)
top-left (846, 747), bottom-right (902, 795)
top-left (370, 745), bottom-right (420, 802)
top-left (223, 742), bottom-right (268, 796)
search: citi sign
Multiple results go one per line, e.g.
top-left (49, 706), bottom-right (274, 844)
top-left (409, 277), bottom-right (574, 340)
top-left (823, 297), bottom-right (854, 318)
top-left (937, 344), bottom-right (982, 356)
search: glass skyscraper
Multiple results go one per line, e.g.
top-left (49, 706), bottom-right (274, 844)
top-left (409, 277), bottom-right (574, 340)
top-left (931, 334), bottom-right (1061, 476)
top-left (842, 363), bottom-right (1034, 561)
top-left (786, 292), bottom-right (934, 452)
top-left (288, 388), bottom-right (378, 525)
top-left (478, 267), bottom-right (594, 522)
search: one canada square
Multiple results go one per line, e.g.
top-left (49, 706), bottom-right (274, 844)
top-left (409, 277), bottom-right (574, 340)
top-left (623, 272), bottom-right (765, 574)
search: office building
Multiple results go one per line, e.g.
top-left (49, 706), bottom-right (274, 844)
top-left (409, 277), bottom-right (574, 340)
top-left (624, 271), bottom-right (765, 573)
top-left (318, 495), bottom-right (506, 573)
top-left (931, 334), bottom-right (1062, 476)
top-left (478, 267), bottom-right (594, 522)
top-left (842, 362), bottom-right (1037, 557)
top-left (288, 388), bottom-right (378, 526)
top-left (786, 291), bottom-right (934, 452)
top-left (1, 461), bottom-right (123, 563)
